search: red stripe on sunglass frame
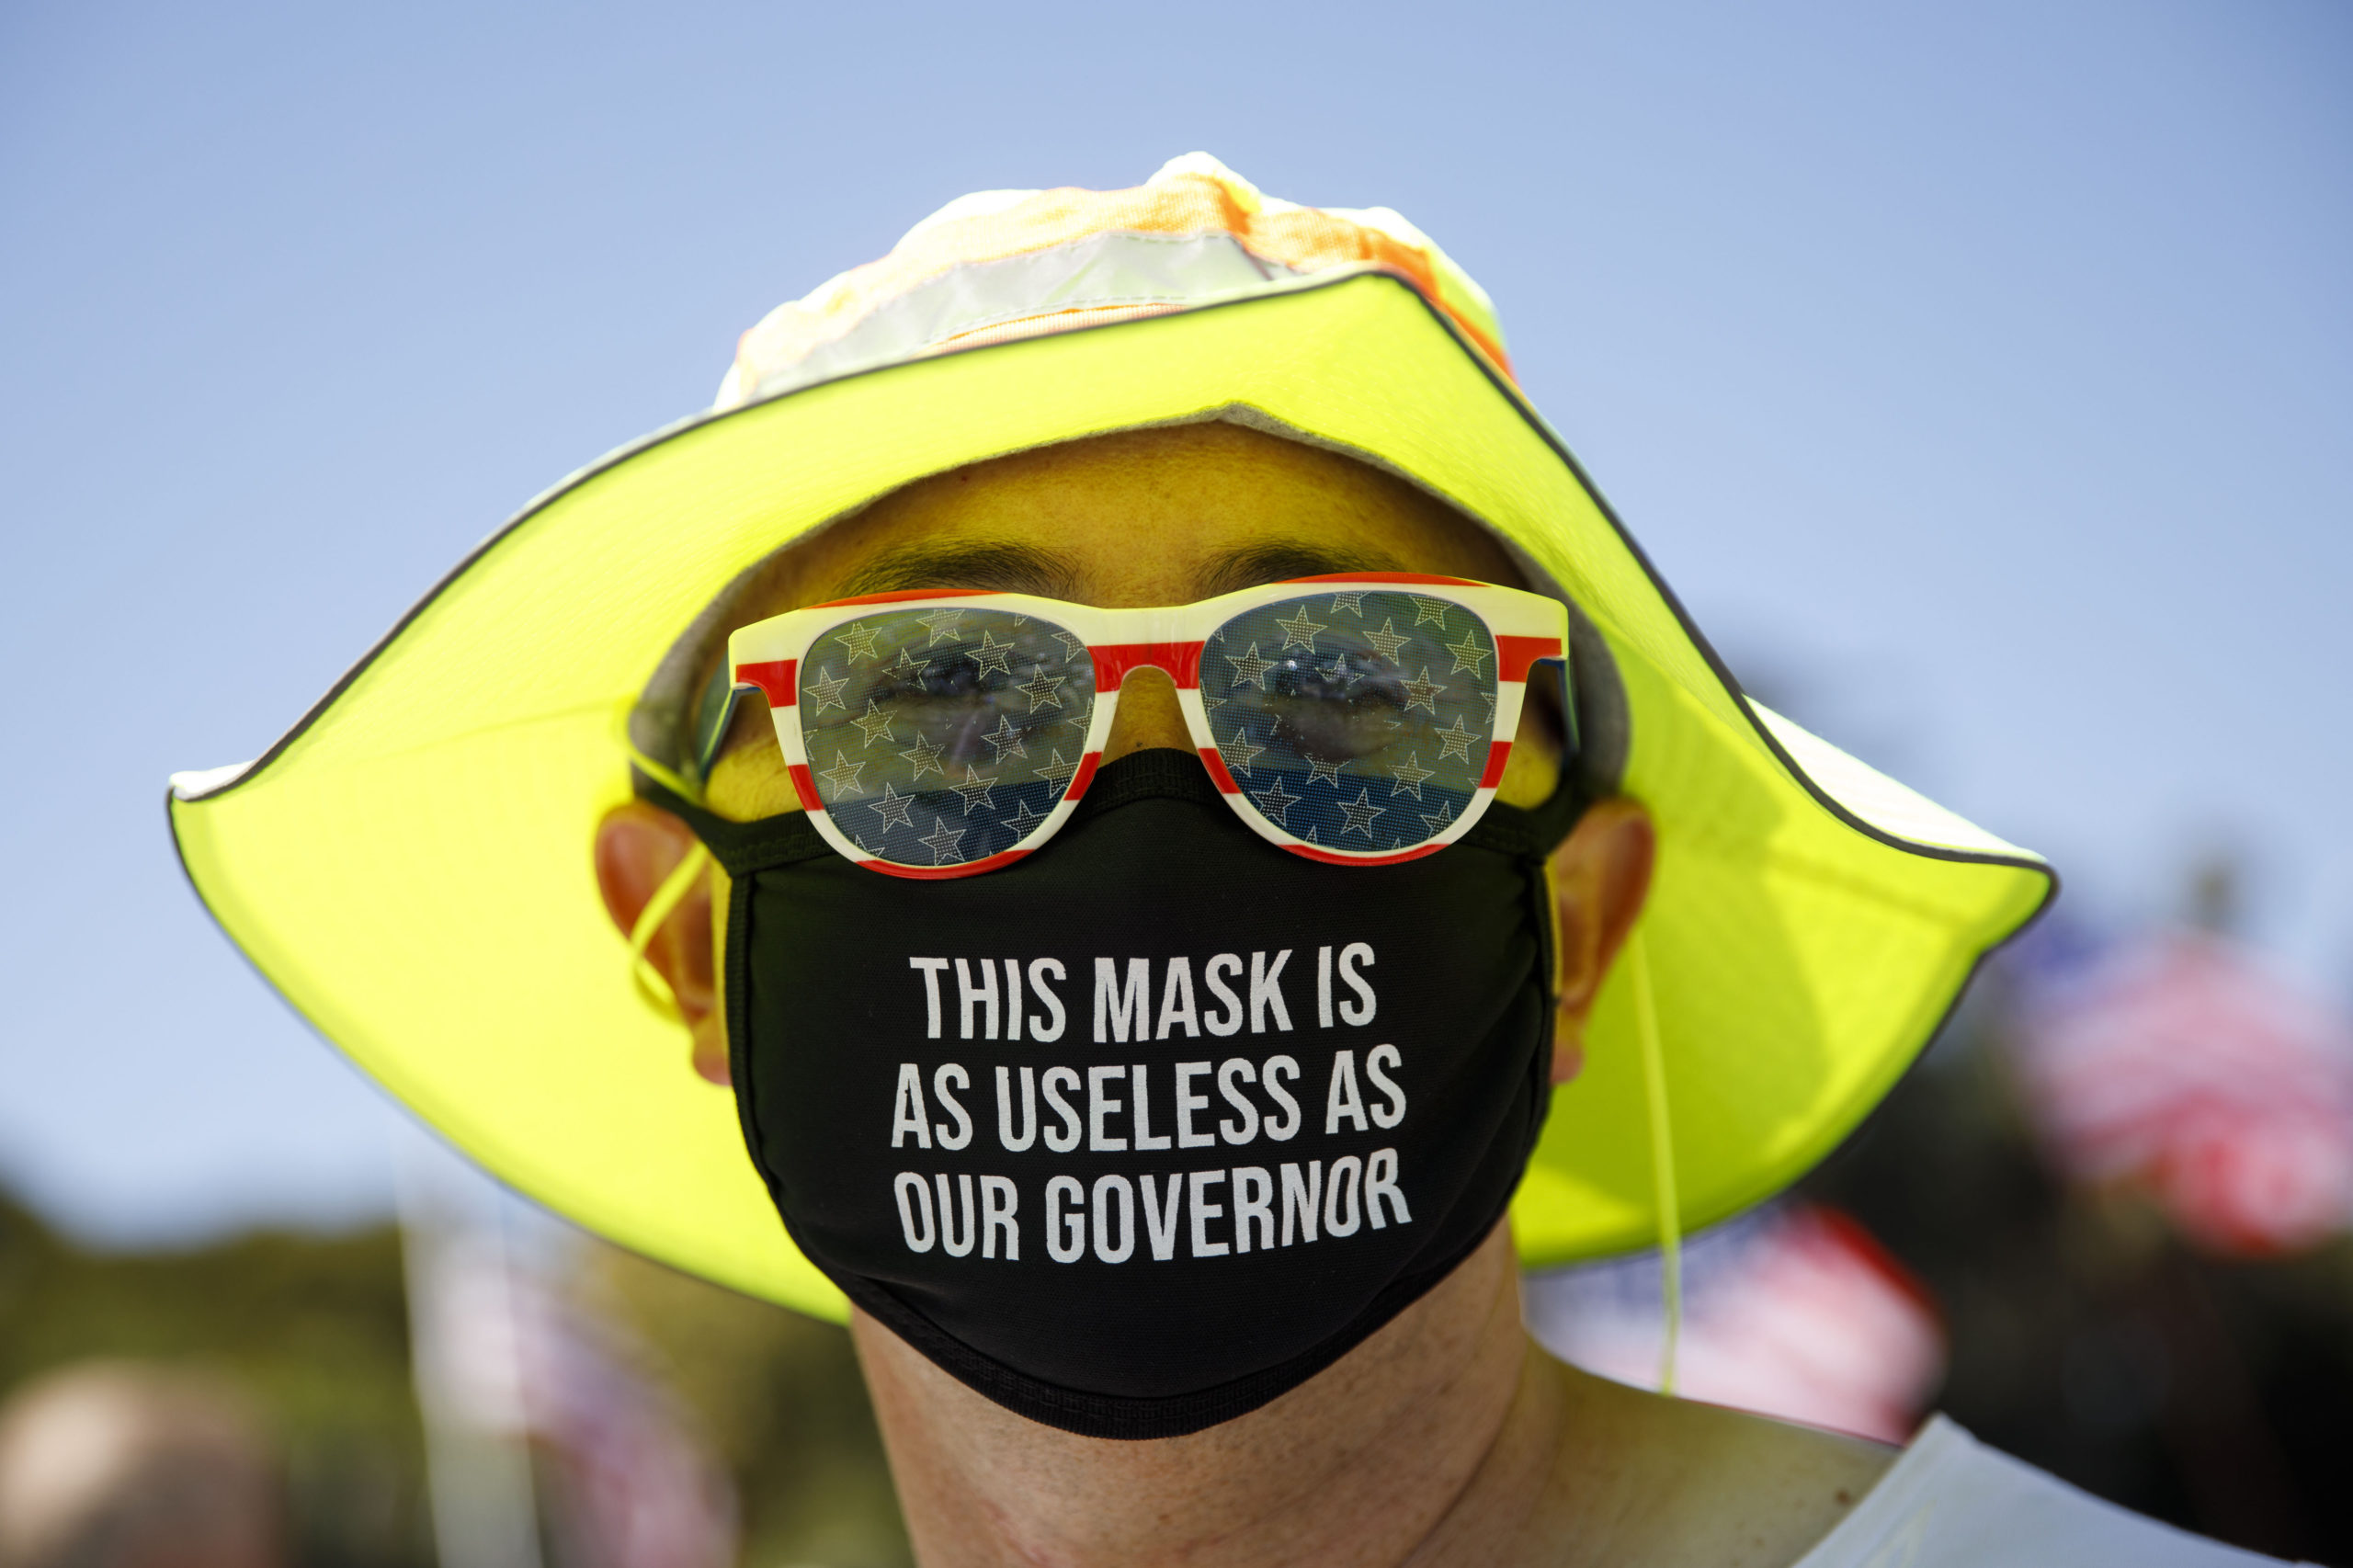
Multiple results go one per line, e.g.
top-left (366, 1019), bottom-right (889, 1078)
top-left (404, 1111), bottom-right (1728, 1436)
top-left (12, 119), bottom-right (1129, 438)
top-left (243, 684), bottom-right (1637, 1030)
top-left (1285, 842), bottom-right (1449, 866)
top-left (858, 847), bottom-right (1037, 879)
top-left (806, 575), bottom-right (1483, 611)
top-left (1091, 642), bottom-right (1204, 691)
top-left (808, 588), bottom-right (1004, 609)
top-left (1281, 572), bottom-right (1485, 587)
top-left (737, 659), bottom-right (796, 707)
top-left (1199, 748), bottom-right (1243, 795)
top-left (1495, 636), bottom-right (1563, 683)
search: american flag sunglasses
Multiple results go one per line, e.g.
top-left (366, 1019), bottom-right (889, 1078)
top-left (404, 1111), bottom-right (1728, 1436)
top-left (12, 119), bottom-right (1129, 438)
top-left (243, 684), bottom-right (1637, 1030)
top-left (717, 574), bottom-right (1568, 878)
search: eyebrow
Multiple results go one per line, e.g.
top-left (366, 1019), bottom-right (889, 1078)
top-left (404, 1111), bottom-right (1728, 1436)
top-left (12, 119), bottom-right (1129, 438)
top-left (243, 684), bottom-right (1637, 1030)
top-left (832, 537), bottom-right (1409, 603)
top-left (836, 540), bottom-right (1081, 599)
top-left (1188, 541), bottom-right (1407, 598)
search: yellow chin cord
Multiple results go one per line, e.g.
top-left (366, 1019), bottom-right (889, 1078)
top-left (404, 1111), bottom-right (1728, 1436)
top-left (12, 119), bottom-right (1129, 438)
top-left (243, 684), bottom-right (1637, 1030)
top-left (628, 842), bottom-right (711, 1019)
top-left (1631, 930), bottom-right (1682, 1397)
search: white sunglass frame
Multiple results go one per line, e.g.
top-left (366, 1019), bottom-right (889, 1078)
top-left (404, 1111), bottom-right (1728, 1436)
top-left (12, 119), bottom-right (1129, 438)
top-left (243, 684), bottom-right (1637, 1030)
top-left (725, 573), bottom-right (1568, 879)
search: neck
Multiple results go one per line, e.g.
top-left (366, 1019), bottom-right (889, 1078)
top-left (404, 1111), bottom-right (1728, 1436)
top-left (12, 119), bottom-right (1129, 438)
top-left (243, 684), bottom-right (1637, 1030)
top-left (851, 1225), bottom-right (1574, 1568)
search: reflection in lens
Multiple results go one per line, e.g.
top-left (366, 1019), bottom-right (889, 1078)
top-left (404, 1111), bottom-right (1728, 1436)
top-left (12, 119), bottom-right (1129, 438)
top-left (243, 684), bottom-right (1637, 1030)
top-left (798, 608), bottom-right (1096, 865)
top-left (1204, 591), bottom-right (1495, 851)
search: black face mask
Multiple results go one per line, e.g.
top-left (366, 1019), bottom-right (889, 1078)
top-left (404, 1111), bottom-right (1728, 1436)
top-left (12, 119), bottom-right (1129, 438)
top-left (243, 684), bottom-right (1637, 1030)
top-left (654, 750), bottom-right (1579, 1439)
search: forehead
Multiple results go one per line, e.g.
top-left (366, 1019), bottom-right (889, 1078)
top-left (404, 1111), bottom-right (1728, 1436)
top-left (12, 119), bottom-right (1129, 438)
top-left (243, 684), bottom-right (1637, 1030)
top-left (733, 421), bottom-right (1525, 620)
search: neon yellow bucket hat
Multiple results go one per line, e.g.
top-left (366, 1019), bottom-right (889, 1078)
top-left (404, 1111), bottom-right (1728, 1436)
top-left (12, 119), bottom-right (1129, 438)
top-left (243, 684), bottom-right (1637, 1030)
top-left (169, 154), bottom-right (2052, 1320)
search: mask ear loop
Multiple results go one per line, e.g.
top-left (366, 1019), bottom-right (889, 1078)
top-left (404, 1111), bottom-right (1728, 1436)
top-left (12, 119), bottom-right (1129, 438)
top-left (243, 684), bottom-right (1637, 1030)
top-left (1630, 929), bottom-right (1683, 1397)
top-left (624, 742), bottom-right (705, 810)
top-left (627, 842), bottom-right (711, 1021)
top-left (612, 695), bottom-right (710, 809)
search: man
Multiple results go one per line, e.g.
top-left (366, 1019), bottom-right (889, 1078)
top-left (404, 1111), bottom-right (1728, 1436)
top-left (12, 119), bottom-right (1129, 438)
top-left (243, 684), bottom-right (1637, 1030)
top-left (172, 155), bottom-right (2281, 1563)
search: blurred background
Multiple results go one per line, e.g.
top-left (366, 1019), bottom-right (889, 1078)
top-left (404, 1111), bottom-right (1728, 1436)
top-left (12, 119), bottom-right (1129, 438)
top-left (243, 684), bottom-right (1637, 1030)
top-left (3, 2), bottom-right (2347, 1563)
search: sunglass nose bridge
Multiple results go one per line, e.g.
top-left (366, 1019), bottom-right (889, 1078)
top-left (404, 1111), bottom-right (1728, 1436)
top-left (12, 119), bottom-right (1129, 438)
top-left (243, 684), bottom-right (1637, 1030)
top-left (1088, 639), bottom-right (1205, 693)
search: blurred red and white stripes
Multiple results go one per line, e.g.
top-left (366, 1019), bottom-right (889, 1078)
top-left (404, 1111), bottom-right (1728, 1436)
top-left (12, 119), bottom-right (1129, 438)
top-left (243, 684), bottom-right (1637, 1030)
top-left (2007, 929), bottom-right (2353, 1257)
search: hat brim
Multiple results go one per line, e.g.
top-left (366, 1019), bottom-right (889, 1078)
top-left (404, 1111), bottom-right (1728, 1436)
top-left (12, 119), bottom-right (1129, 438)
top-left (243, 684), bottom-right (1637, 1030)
top-left (171, 272), bottom-right (2052, 1318)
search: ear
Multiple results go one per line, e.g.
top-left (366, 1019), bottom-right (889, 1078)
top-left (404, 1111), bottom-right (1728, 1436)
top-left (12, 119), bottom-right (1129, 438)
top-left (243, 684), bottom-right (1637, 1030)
top-left (594, 801), bottom-right (729, 1085)
top-left (1548, 798), bottom-right (1656, 1085)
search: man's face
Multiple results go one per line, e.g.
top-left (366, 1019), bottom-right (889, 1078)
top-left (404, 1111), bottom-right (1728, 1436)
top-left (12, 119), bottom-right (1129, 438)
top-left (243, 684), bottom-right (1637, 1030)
top-left (696, 421), bottom-right (1565, 824)
top-left (599, 418), bottom-right (1647, 1093)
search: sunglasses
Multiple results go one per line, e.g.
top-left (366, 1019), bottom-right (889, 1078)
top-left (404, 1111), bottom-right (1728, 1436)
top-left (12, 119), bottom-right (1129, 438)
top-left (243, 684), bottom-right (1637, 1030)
top-left (708, 574), bottom-right (1568, 878)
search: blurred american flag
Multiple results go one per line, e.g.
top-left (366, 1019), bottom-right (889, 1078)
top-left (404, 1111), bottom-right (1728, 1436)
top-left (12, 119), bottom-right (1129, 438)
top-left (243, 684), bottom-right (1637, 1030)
top-left (2006, 927), bottom-right (2353, 1257)
top-left (1526, 1201), bottom-right (1946, 1443)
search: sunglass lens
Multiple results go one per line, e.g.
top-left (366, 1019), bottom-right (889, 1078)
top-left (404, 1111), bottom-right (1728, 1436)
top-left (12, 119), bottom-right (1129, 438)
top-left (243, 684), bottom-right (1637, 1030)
top-left (797, 608), bottom-right (1095, 865)
top-left (1203, 591), bottom-right (1495, 851)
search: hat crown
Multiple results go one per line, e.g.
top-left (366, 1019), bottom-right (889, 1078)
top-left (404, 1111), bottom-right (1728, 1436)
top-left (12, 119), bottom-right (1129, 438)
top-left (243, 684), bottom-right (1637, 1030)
top-left (715, 153), bottom-right (1511, 411)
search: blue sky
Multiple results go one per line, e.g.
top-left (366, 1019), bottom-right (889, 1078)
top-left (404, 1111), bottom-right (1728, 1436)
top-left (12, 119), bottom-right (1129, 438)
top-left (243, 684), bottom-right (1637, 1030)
top-left (3, 0), bottom-right (2347, 1244)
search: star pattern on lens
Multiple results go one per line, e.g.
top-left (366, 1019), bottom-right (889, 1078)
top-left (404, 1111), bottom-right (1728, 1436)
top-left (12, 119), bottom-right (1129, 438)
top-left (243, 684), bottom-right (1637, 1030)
top-left (1385, 751), bottom-right (1435, 801)
top-left (1445, 631), bottom-right (1491, 676)
top-left (984, 715), bottom-right (1028, 760)
top-left (1000, 798), bottom-right (1051, 839)
top-left (1018, 669), bottom-right (1067, 710)
top-left (870, 782), bottom-right (917, 830)
top-left (1410, 596), bottom-right (1452, 629)
top-left (1220, 731), bottom-right (1267, 775)
top-left (1335, 787), bottom-right (1384, 839)
top-left (1361, 619), bottom-right (1410, 663)
top-left (1035, 747), bottom-right (1079, 793)
top-left (972, 630), bottom-right (1017, 676)
top-left (1400, 666), bottom-right (1447, 715)
top-left (818, 751), bottom-right (866, 798)
top-left (1225, 642), bottom-right (1273, 689)
top-left (1275, 606), bottom-right (1327, 653)
top-left (850, 699), bottom-right (897, 748)
top-left (802, 665), bottom-right (850, 714)
top-left (1251, 777), bottom-right (1301, 827)
top-left (919, 815), bottom-right (968, 864)
top-left (804, 609), bottom-right (1115, 863)
top-left (1421, 803), bottom-right (1457, 836)
top-left (897, 732), bottom-right (946, 779)
top-left (1071, 593), bottom-right (1497, 857)
top-left (951, 766), bottom-right (997, 816)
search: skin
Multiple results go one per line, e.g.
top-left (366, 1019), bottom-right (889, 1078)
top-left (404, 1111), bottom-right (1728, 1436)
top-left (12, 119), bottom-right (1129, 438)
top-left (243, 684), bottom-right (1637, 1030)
top-left (596, 423), bottom-right (1892, 1566)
